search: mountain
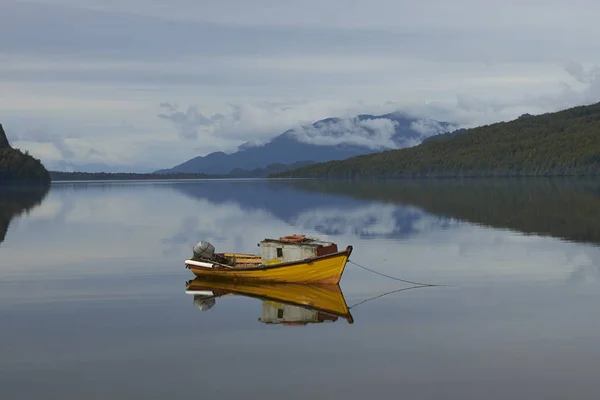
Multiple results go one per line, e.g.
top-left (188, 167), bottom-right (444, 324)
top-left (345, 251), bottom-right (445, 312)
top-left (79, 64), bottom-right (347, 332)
top-left (272, 102), bottom-right (600, 179)
top-left (0, 124), bottom-right (51, 185)
top-left (156, 112), bottom-right (454, 174)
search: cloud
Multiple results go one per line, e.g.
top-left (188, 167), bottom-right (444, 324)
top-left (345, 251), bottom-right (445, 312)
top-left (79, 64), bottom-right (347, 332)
top-left (159, 102), bottom-right (176, 112)
top-left (157, 105), bottom-right (225, 140)
top-left (399, 62), bottom-right (600, 130)
top-left (155, 101), bottom-right (460, 153)
top-left (559, 62), bottom-right (600, 104)
top-left (87, 148), bottom-right (105, 157)
top-left (410, 119), bottom-right (456, 137)
top-left (155, 101), bottom-right (372, 145)
top-left (17, 127), bottom-right (77, 159)
top-left (290, 117), bottom-right (400, 150)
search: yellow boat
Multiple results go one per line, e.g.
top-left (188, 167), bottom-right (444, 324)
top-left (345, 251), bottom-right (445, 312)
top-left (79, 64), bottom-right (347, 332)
top-left (185, 277), bottom-right (354, 324)
top-left (185, 235), bottom-right (353, 284)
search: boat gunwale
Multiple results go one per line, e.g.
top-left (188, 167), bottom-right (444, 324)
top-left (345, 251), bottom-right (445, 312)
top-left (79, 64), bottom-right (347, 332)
top-left (186, 245), bottom-right (353, 272)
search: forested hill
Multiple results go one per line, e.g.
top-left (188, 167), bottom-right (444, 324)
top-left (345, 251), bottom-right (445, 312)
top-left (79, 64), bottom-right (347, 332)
top-left (0, 124), bottom-right (51, 184)
top-left (272, 103), bottom-right (600, 178)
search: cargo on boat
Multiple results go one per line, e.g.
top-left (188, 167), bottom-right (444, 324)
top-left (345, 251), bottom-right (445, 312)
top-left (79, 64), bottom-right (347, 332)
top-left (184, 235), bottom-right (353, 284)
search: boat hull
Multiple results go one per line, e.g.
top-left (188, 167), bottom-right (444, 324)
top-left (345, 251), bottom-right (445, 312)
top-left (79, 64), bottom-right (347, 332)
top-left (185, 246), bottom-right (352, 284)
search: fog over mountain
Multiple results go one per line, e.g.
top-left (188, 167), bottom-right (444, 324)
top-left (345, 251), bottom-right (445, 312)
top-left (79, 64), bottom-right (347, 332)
top-left (157, 112), bottom-right (455, 174)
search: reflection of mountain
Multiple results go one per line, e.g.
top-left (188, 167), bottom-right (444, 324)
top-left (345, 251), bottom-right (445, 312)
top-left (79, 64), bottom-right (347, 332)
top-left (169, 181), bottom-right (455, 240)
top-left (166, 178), bottom-right (600, 246)
top-left (0, 185), bottom-right (50, 245)
top-left (172, 181), bottom-right (358, 219)
top-left (282, 179), bottom-right (600, 246)
top-left (185, 278), bottom-right (354, 325)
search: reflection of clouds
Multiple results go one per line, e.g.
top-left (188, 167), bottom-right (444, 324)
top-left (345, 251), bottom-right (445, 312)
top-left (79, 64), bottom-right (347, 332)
top-left (162, 198), bottom-right (459, 258)
top-left (565, 248), bottom-right (600, 285)
top-left (161, 200), bottom-right (307, 256)
top-left (163, 216), bottom-right (201, 245)
top-left (161, 190), bottom-right (600, 288)
top-left (292, 204), bottom-right (459, 239)
top-left (568, 264), bottom-right (600, 284)
top-left (4, 181), bottom-right (600, 290)
top-left (292, 204), bottom-right (418, 238)
top-left (0, 184), bottom-right (194, 273)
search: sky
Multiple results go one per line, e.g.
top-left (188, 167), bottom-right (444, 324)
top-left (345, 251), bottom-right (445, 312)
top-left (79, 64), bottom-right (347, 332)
top-left (2, 0), bottom-right (600, 171)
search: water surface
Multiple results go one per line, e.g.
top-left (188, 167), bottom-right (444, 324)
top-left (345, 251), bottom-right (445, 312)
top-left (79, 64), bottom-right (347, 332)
top-left (2, 179), bottom-right (600, 399)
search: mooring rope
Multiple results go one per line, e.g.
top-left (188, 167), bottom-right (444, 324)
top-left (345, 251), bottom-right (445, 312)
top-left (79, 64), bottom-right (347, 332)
top-left (348, 259), bottom-right (442, 287)
top-left (348, 285), bottom-right (431, 309)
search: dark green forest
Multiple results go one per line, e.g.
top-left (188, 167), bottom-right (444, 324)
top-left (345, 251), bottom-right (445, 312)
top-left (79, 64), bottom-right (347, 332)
top-left (283, 178), bottom-right (600, 246)
top-left (0, 124), bottom-right (51, 185)
top-left (273, 102), bottom-right (600, 178)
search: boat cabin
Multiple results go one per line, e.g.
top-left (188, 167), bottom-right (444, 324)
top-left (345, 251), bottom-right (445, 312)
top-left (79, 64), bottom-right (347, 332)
top-left (258, 235), bottom-right (338, 264)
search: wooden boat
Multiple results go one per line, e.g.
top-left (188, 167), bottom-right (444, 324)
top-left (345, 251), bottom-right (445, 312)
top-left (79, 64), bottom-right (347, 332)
top-left (185, 235), bottom-right (353, 284)
top-left (185, 277), bottom-right (354, 324)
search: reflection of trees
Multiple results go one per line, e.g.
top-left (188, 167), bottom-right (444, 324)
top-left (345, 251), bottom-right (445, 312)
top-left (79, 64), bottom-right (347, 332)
top-left (283, 178), bottom-right (600, 246)
top-left (0, 185), bottom-right (50, 245)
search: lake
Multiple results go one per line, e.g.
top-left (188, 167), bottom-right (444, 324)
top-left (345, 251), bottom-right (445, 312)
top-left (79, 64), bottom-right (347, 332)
top-left (2, 178), bottom-right (600, 399)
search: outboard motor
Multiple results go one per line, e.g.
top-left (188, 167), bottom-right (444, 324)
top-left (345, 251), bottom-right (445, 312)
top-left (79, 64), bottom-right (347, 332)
top-left (193, 241), bottom-right (215, 260)
top-left (194, 296), bottom-right (216, 311)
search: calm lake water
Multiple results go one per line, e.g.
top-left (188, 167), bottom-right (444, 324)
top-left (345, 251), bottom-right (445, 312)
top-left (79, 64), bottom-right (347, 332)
top-left (2, 179), bottom-right (600, 399)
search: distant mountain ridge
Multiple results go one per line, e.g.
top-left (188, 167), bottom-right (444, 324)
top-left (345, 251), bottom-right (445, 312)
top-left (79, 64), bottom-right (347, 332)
top-left (272, 102), bottom-right (600, 179)
top-left (156, 112), bottom-right (454, 175)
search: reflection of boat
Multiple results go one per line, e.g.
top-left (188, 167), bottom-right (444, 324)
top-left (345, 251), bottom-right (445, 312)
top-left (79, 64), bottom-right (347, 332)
top-left (259, 301), bottom-right (340, 326)
top-left (185, 277), bottom-right (354, 325)
top-left (185, 235), bottom-right (353, 284)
